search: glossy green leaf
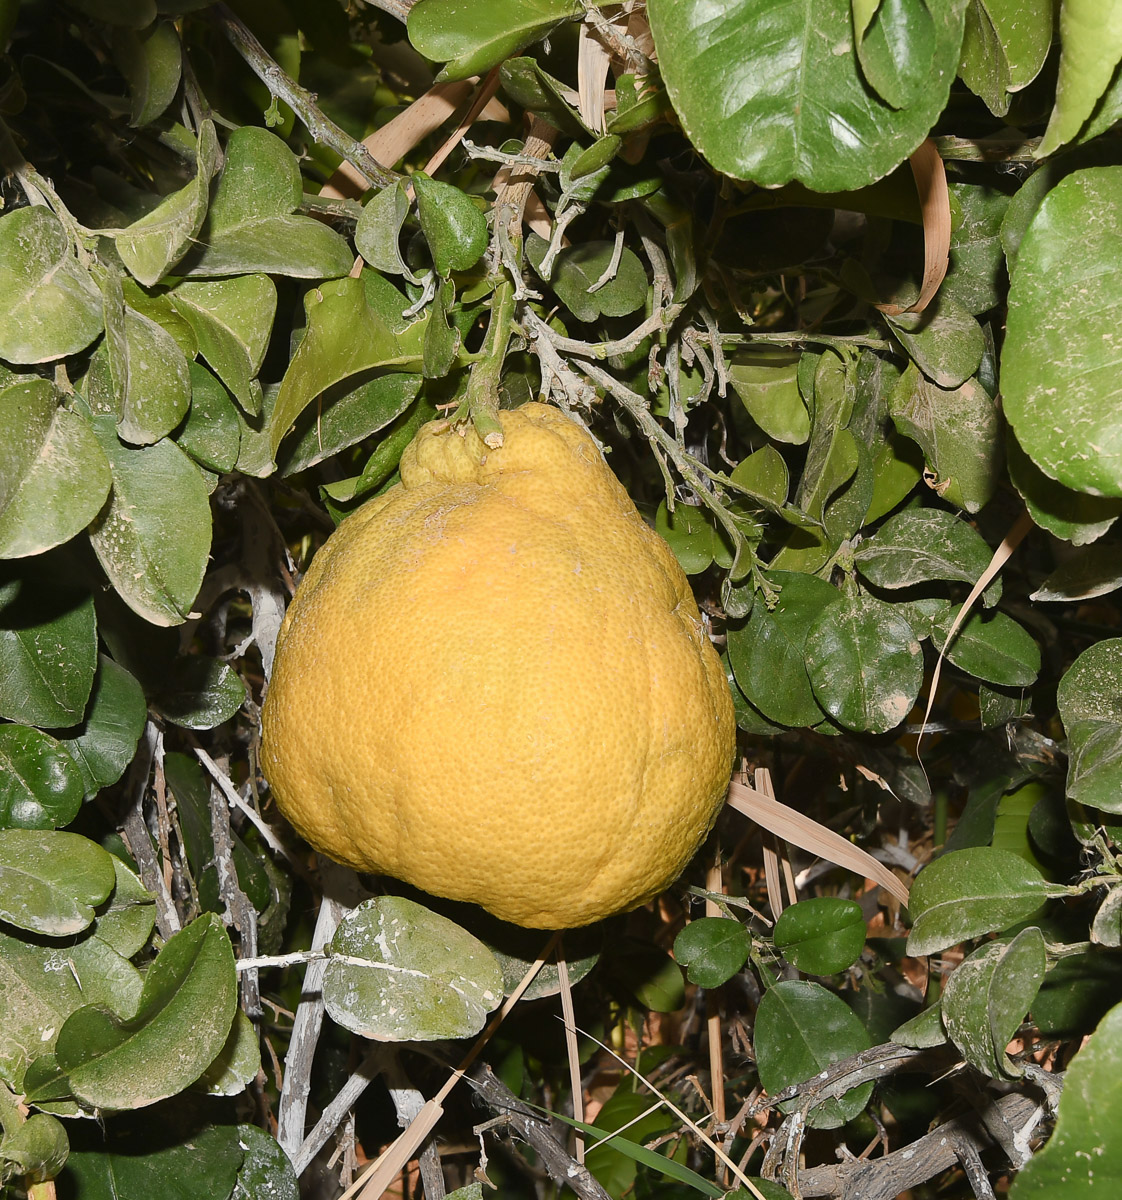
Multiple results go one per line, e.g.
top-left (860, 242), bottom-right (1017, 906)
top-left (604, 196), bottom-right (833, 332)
top-left (853, 0), bottom-right (939, 111)
top-left (0, 569), bottom-right (97, 727)
top-left (773, 897), bottom-right (866, 976)
top-left (0, 829), bottom-right (116, 937)
top-left (1008, 430), bottom-right (1122, 546)
top-left (931, 607), bottom-right (1040, 687)
top-left (1003, 167), bottom-right (1122, 497)
top-left (1058, 639), bottom-right (1122, 814)
top-left (116, 120), bottom-right (218, 286)
top-left (270, 277), bottom-right (406, 458)
top-left (154, 656), bottom-right (246, 730)
top-left (413, 172), bottom-right (488, 277)
top-left (888, 295), bottom-right (984, 388)
top-left (805, 592), bottom-right (922, 734)
top-left (906, 847), bottom-right (1052, 955)
top-left (355, 182), bottom-right (413, 277)
top-left (1011, 1000), bottom-right (1122, 1196)
top-left (184, 126), bottom-right (352, 278)
top-left (673, 917), bottom-right (751, 988)
top-left (726, 572), bottom-right (840, 727)
top-left (1032, 541), bottom-right (1122, 603)
top-left (93, 855), bottom-right (156, 960)
top-left (0, 725), bottom-right (85, 831)
top-left (958, 0), bottom-right (1052, 117)
top-left (1037, 0), bottom-right (1122, 157)
top-left (754, 980), bottom-right (873, 1129)
top-left (323, 896), bottom-right (504, 1041)
top-left (889, 364), bottom-right (1002, 512)
top-left (0, 380), bottom-right (111, 560)
top-left (176, 364), bottom-right (242, 473)
top-left (529, 237), bottom-right (648, 321)
top-left (60, 1119), bottom-right (245, 1200)
top-left (941, 927), bottom-right (1046, 1077)
top-left (854, 506), bottom-right (1001, 599)
top-left (56, 912), bottom-right (237, 1110)
top-left (728, 350), bottom-right (809, 444)
top-left (647, 0), bottom-right (967, 190)
top-left (87, 415), bottom-right (212, 627)
top-left (167, 275), bottom-right (276, 415)
top-left (408, 0), bottom-right (583, 81)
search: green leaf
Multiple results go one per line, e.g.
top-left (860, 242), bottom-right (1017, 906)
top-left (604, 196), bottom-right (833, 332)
top-left (166, 275), bottom-right (277, 415)
top-left (93, 855), bottom-right (156, 959)
top-left (176, 364), bottom-right (242, 473)
top-left (408, 0), bottom-right (583, 81)
top-left (726, 572), bottom-right (841, 727)
top-left (154, 656), bottom-right (246, 730)
top-left (1008, 430), bottom-right (1122, 546)
top-left (854, 506), bottom-right (1001, 598)
top-left (1010, 1000), bottom-right (1122, 1196)
top-left (773, 897), bottom-right (866, 975)
top-left (482, 919), bottom-right (599, 1001)
top-left (323, 896), bottom-right (504, 1042)
top-left (1032, 541), bottom-right (1122, 603)
top-left (413, 172), bottom-right (488, 277)
top-left (423, 277), bottom-right (461, 378)
top-left (0, 725), bottom-right (85, 830)
top-left (231, 1124), bottom-right (298, 1200)
top-left (0, 568), bottom-right (97, 727)
top-left (887, 294), bottom-right (984, 387)
top-left (56, 912), bottom-right (237, 1110)
top-left (115, 120), bottom-right (217, 286)
top-left (728, 350), bottom-right (809, 445)
top-left (355, 182), bottom-right (414, 278)
top-left (906, 847), bottom-right (1052, 956)
top-left (0, 829), bottom-right (116, 936)
top-left (730, 445), bottom-right (790, 509)
top-left (529, 237), bottom-right (648, 322)
top-left (195, 1010), bottom-right (260, 1096)
top-left (646, 0), bottom-right (967, 190)
top-left (853, 0), bottom-right (939, 110)
top-left (941, 927), bottom-right (1046, 1078)
top-left (87, 414), bottom-right (212, 627)
top-left (499, 57), bottom-right (589, 137)
top-left (68, 0), bottom-right (155, 26)
top-left (0, 380), bottom-right (111, 560)
top-left (754, 980), bottom-right (873, 1129)
top-left (673, 917), bottom-right (751, 988)
top-left (0, 206), bottom-right (102, 364)
top-left (805, 592), bottom-right (922, 734)
top-left (1058, 639), bottom-right (1122, 814)
top-left (942, 180), bottom-right (1012, 315)
top-left (655, 501), bottom-right (724, 576)
top-left (1037, 0), bottom-right (1122, 157)
top-left (0, 1110), bottom-right (69, 1181)
top-left (889, 364), bottom-right (1002, 512)
top-left (270, 277), bottom-right (406, 458)
top-left (1003, 167), bottom-right (1122, 497)
top-left (583, 1087), bottom-right (682, 1197)
top-left (959, 0), bottom-right (1052, 117)
top-left (607, 938), bottom-right (687, 1012)
top-left (865, 428), bottom-right (924, 523)
top-left (183, 126), bottom-right (352, 278)
top-left (930, 607), bottom-right (1040, 687)
top-left (113, 20), bottom-right (181, 127)
top-left (892, 1001), bottom-right (948, 1049)
top-left (61, 1119), bottom-right (245, 1200)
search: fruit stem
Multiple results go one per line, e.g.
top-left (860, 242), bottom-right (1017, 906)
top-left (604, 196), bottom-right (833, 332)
top-left (461, 278), bottom-right (516, 447)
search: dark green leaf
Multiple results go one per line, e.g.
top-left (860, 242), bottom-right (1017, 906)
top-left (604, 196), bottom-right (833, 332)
top-left (355, 182), bottom-right (413, 277)
top-left (931, 607), bottom-right (1040, 688)
top-left (773, 897), bottom-right (866, 976)
top-left (56, 912), bottom-right (237, 1110)
top-left (113, 20), bottom-right (181, 127)
top-left (231, 1124), bottom-right (298, 1200)
top-left (0, 1110), bottom-right (68, 1180)
top-left (673, 917), bottom-right (751, 988)
top-left (805, 593), bottom-right (922, 734)
top-left (958, 0), bottom-right (1052, 117)
top-left (154, 656), bottom-right (246, 730)
top-left (1058, 639), bottom-right (1122, 813)
top-left (646, 0), bottom-right (966, 190)
top-left (754, 980), bottom-right (873, 1129)
top-left (942, 180), bottom-right (1011, 315)
top-left (906, 847), bottom-right (1052, 956)
top-left (0, 568), bottom-right (97, 727)
top-left (0, 380), bottom-right (111, 560)
top-left (176, 364), bottom-right (242, 473)
top-left (1003, 167), bottom-right (1122, 497)
top-left (530, 237), bottom-right (648, 321)
top-left (853, 0), bottom-right (938, 111)
top-left (887, 295), bottom-right (984, 388)
top-left (728, 350), bottom-right (808, 445)
top-left (1032, 541), bottom-right (1122, 602)
top-left (0, 725), bottom-right (85, 830)
top-left (0, 828), bottom-right (116, 936)
top-left (413, 172), bottom-right (488, 277)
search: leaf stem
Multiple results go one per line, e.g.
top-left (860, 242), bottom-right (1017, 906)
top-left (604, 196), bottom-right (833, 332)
top-left (460, 278), bottom-right (516, 446)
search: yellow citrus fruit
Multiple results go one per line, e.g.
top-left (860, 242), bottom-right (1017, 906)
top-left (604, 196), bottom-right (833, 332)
top-left (261, 402), bottom-right (735, 928)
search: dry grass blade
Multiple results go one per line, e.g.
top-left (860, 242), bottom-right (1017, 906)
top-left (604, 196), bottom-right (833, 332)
top-left (421, 67), bottom-right (503, 177)
top-left (578, 21), bottom-right (611, 134)
top-left (876, 138), bottom-right (950, 316)
top-left (704, 857), bottom-right (727, 1131)
top-left (344, 931), bottom-right (561, 1199)
top-left (918, 508), bottom-right (1035, 753)
top-left (727, 777), bottom-right (911, 907)
top-left (558, 941), bottom-right (586, 1163)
